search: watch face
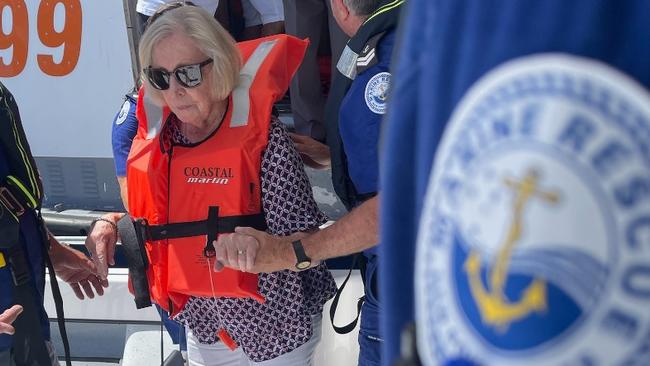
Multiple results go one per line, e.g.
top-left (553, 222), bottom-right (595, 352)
top-left (296, 261), bottom-right (311, 270)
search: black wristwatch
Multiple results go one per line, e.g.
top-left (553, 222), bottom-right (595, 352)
top-left (291, 240), bottom-right (312, 270)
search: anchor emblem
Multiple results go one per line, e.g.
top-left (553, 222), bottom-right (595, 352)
top-left (464, 168), bottom-right (559, 331)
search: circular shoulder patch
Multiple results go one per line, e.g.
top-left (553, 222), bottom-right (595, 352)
top-left (364, 72), bottom-right (391, 114)
top-left (416, 54), bottom-right (650, 366)
top-left (115, 99), bottom-right (132, 125)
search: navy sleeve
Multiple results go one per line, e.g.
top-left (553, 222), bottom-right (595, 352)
top-left (111, 97), bottom-right (138, 177)
top-left (338, 65), bottom-right (391, 195)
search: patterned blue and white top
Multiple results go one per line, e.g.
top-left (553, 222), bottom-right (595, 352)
top-left (167, 115), bottom-right (337, 362)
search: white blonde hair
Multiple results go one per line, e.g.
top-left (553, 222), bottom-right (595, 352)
top-left (138, 4), bottom-right (242, 105)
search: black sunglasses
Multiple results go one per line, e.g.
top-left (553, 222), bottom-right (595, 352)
top-left (144, 59), bottom-right (213, 90)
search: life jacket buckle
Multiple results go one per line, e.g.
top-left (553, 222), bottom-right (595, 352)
top-left (134, 217), bottom-right (150, 241)
top-left (203, 244), bottom-right (216, 258)
top-left (204, 206), bottom-right (219, 258)
top-left (0, 185), bottom-right (25, 217)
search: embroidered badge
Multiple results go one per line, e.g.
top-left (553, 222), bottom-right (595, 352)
top-left (364, 72), bottom-right (391, 115)
top-left (115, 99), bottom-right (131, 125)
top-left (416, 54), bottom-right (650, 365)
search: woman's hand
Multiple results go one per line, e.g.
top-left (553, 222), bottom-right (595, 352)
top-left (214, 227), bottom-right (311, 273)
top-left (289, 133), bottom-right (331, 169)
top-left (214, 229), bottom-right (261, 273)
top-left (0, 305), bottom-right (22, 335)
top-left (84, 213), bottom-right (123, 284)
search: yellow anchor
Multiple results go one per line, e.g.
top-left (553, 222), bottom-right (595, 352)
top-left (464, 168), bottom-right (559, 331)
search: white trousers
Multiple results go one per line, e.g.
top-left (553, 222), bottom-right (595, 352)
top-left (186, 315), bottom-right (321, 366)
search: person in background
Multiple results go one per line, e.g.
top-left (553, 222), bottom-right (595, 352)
top-left (217, 1), bottom-right (403, 365)
top-left (87, 4), bottom-right (336, 365)
top-left (136, 0), bottom-right (221, 34)
top-left (110, 90), bottom-right (189, 353)
top-left (282, 0), bottom-right (347, 140)
top-left (133, 1), bottom-right (225, 70)
top-left (381, 0), bottom-right (650, 365)
top-left (0, 82), bottom-right (103, 366)
top-left (111, 92), bottom-right (138, 209)
top-left (240, 0), bottom-right (285, 40)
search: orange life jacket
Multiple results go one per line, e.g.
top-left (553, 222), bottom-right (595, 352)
top-left (127, 35), bottom-right (307, 317)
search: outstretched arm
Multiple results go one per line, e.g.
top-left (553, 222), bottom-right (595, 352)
top-left (49, 233), bottom-right (105, 299)
top-left (216, 195), bottom-right (379, 273)
top-left (299, 195), bottom-right (379, 261)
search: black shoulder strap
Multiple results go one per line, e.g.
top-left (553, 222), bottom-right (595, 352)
top-left (37, 213), bottom-right (73, 366)
top-left (329, 254), bottom-right (366, 334)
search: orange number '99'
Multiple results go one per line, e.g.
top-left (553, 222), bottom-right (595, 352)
top-left (0, 0), bottom-right (29, 77)
top-left (37, 0), bottom-right (82, 76)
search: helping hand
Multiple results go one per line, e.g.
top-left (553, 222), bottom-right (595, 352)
top-left (51, 240), bottom-right (106, 299)
top-left (289, 133), bottom-right (331, 169)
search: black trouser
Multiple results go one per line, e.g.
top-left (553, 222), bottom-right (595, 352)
top-left (0, 341), bottom-right (58, 366)
top-left (282, 0), bottom-right (348, 140)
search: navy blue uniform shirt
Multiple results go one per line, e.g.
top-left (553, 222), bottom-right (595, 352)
top-left (339, 30), bottom-right (396, 196)
top-left (111, 95), bottom-right (138, 177)
top-left (380, 1), bottom-right (650, 365)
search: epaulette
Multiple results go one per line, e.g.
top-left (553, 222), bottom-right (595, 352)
top-left (356, 31), bottom-right (387, 75)
top-left (336, 31), bottom-right (389, 81)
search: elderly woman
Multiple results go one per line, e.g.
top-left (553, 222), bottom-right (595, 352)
top-left (85, 3), bottom-right (336, 365)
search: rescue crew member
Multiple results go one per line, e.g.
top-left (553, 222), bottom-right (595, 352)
top-left (240, 0), bottom-right (286, 40)
top-left (217, 1), bottom-right (403, 365)
top-left (85, 3), bottom-right (336, 365)
top-left (381, 1), bottom-right (650, 365)
top-left (0, 82), bottom-right (104, 366)
top-left (110, 90), bottom-right (188, 352)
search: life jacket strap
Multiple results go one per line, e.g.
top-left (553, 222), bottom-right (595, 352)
top-left (0, 176), bottom-right (35, 249)
top-left (0, 173), bottom-right (43, 249)
top-left (0, 175), bottom-right (38, 216)
top-left (145, 212), bottom-right (267, 241)
top-left (118, 209), bottom-right (267, 309)
top-left (0, 185), bottom-right (25, 217)
top-left (329, 254), bottom-right (366, 334)
top-left (204, 206), bottom-right (219, 258)
top-left (0, 197), bottom-right (20, 250)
